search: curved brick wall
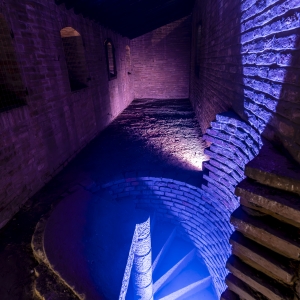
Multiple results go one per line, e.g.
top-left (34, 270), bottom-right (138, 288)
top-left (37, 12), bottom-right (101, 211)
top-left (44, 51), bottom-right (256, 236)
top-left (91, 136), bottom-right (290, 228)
top-left (202, 111), bottom-right (263, 212)
top-left (101, 111), bottom-right (263, 297)
top-left (103, 176), bottom-right (230, 296)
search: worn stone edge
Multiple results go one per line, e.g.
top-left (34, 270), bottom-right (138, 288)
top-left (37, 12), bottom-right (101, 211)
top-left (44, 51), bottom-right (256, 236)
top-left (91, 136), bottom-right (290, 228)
top-left (31, 210), bottom-right (85, 300)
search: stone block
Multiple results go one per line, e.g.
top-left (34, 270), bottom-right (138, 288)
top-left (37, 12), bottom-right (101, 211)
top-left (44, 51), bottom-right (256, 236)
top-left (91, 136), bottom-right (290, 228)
top-left (236, 178), bottom-right (300, 228)
top-left (245, 143), bottom-right (300, 195)
top-left (231, 206), bottom-right (300, 260)
top-left (227, 255), bottom-right (294, 300)
top-left (230, 231), bottom-right (299, 285)
top-left (225, 273), bottom-right (268, 300)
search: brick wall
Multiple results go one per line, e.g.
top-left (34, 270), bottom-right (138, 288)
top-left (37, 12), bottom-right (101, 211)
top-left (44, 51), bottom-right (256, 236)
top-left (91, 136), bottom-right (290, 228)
top-left (190, 0), bottom-right (300, 164)
top-left (131, 16), bottom-right (191, 99)
top-left (0, 14), bottom-right (26, 111)
top-left (0, 0), bottom-right (134, 229)
top-left (61, 33), bottom-right (89, 91)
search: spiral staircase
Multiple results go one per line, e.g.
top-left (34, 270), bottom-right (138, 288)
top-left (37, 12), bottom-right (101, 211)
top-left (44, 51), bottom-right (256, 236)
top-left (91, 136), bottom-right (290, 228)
top-left (123, 211), bottom-right (217, 300)
top-left (32, 190), bottom-right (217, 300)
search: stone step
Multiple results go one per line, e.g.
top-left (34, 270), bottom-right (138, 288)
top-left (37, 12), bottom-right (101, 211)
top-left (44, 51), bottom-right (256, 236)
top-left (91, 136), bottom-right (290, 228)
top-left (220, 288), bottom-right (240, 300)
top-left (226, 255), bottom-right (294, 300)
top-left (33, 264), bottom-right (80, 300)
top-left (177, 286), bottom-right (216, 300)
top-left (153, 257), bottom-right (211, 299)
top-left (230, 206), bottom-right (300, 260)
top-left (153, 238), bottom-right (195, 293)
top-left (230, 231), bottom-right (298, 285)
top-left (235, 178), bottom-right (300, 228)
top-left (154, 274), bottom-right (211, 300)
top-left (245, 143), bottom-right (300, 195)
top-left (225, 273), bottom-right (269, 300)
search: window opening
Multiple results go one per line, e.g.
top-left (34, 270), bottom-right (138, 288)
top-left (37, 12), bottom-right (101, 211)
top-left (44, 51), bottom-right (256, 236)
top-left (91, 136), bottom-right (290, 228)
top-left (105, 39), bottom-right (117, 80)
top-left (195, 22), bottom-right (202, 77)
top-left (60, 27), bottom-right (88, 91)
top-left (125, 45), bottom-right (131, 75)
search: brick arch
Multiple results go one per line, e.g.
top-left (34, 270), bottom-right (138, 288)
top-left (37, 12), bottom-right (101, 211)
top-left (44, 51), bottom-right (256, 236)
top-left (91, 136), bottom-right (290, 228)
top-left (104, 38), bottom-right (117, 80)
top-left (60, 26), bottom-right (81, 38)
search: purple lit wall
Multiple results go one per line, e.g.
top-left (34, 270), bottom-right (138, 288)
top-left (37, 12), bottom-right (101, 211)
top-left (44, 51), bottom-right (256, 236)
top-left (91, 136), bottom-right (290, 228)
top-left (189, 0), bottom-right (300, 295)
top-left (0, 0), bottom-right (134, 229)
top-left (131, 16), bottom-right (191, 99)
top-left (190, 0), bottom-right (300, 164)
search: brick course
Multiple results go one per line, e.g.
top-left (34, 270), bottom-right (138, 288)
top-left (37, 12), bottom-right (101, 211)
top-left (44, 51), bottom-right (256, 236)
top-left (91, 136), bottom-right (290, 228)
top-left (131, 16), bottom-right (191, 99)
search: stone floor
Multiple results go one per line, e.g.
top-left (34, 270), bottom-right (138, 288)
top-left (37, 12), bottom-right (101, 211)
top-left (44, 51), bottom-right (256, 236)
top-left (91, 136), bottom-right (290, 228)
top-left (0, 98), bottom-right (208, 299)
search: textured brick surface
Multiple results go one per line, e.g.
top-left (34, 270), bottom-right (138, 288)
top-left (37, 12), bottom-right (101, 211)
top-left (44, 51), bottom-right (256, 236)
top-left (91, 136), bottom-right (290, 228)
top-left (190, 0), bottom-right (300, 164)
top-left (131, 16), bottom-right (191, 99)
top-left (104, 176), bottom-right (231, 297)
top-left (0, 98), bottom-right (209, 299)
top-left (202, 111), bottom-right (262, 215)
top-left (0, 0), bottom-right (134, 228)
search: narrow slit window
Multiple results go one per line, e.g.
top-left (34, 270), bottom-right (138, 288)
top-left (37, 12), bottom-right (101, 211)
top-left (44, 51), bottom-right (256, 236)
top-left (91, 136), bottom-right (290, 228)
top-left (105, 39), bottom-right (117, 80)
top-left (125, 45), bottom-right (131, 74)
top-left (0, 14), bottom-right (26, 112)
top-left (60, 27), bottom-right (89, 91)
top-left (195, 22), bottom-right (202, 77)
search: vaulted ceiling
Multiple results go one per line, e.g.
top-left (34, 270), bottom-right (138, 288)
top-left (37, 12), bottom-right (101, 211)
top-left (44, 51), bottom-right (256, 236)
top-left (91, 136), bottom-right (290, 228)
top-left (55, 0), bottom-right (195, 39)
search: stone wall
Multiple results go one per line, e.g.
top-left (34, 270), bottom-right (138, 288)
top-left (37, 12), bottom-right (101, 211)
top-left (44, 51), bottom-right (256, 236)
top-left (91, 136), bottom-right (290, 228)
top-left (0, 0), bottom-right (134, 229)
top-left (189, 0), bottom-right (242, 135)
top-left (131, 16), bottom-right (191, 99)
top-left (190, 0), bottom-right (300, 164)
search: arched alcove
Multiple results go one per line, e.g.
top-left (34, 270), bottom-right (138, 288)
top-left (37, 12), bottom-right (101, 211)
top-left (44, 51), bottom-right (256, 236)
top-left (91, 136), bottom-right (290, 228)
top-left (195, 21), bottom-right (202, 77)
top-left (104, 39), bottom-right (117, 80)
top-left (0, 14), bottom-right (26, 112)
top-left (60, 26), bottom-right (88, 91)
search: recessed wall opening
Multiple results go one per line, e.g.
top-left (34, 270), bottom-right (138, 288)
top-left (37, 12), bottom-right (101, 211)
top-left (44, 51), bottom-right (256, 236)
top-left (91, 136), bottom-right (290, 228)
top-left (0, 14), bottom-right (26, 112)
top-left (195, 22), bottom-right (201, 77)
top-left (125, 45), bottom-right (131, 74)
top-left (105, 39), bottom-right (117, 80)
top-left (60, 27), bottom-right (89, 91)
